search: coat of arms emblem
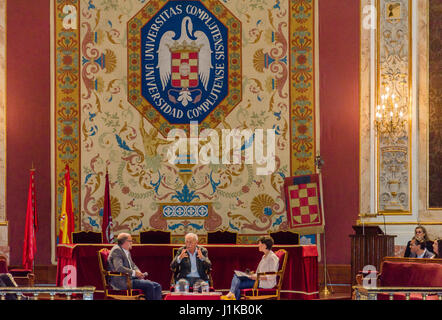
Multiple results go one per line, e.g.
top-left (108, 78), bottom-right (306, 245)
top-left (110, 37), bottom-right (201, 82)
top-left (157, 17), bottom-right (212, 106)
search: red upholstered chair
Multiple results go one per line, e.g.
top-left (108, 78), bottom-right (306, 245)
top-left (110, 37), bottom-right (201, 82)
top-left (139, 230), bottom-right (171, 244)
top-left (240, 249), bottom-right (288, 300)
top-left (207, 230), bottom-right (237, 244)
top-left (73, 231), bottom-right (103, 244)
top-left (0, 255), bottom-right (35, 287)
top-left (269, 231), bottom-right (299, 245)
top-left (97, 249), bottom-right (143, 300)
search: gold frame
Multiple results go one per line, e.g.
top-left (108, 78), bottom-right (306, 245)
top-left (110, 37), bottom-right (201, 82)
top-left (356, 220), bottom-right (442, 226)
top-left (425, 0), bottom-right (442, 211)
top-left (376, 0), bottom-right (413, 215)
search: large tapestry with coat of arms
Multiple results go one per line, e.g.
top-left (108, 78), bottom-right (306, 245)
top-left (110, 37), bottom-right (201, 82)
top-left (51, 0), bottom-right (316, 250)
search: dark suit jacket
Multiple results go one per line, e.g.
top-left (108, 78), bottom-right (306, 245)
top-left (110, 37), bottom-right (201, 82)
top-left (170, 245), bottom-right (211, 282)
top-left (404, 240), bottom-right (434, 257)
top-left (108, 245), bottom-right (139, 290)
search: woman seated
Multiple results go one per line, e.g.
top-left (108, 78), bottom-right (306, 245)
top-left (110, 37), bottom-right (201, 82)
top-left (221, 236), bottom-right (279, 300)
top-left (432, 239), bottom-right (442, 258)
top-left (404, 226), bottom-right (434, 257)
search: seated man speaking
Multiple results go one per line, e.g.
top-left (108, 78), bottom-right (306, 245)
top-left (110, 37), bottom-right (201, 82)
top-left (170, 233), bottom-right (212, 288)
top-left (108, 233), bottom-right (162, 300)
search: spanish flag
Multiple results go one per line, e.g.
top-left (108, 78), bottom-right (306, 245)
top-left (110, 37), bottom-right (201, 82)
top-left (58, 165), bottom-right (74, 244)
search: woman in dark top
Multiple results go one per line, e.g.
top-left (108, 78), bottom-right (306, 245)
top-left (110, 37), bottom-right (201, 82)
top-left (432, 239), bottom-right (442, 258)
top-left (404, 226), bottom-right (434, 257)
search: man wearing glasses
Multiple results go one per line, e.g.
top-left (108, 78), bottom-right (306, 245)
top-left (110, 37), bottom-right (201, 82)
top-left (108, 233), bottom-right (162, 300)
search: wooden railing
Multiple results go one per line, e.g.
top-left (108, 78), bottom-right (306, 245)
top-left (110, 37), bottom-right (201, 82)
top-left (0, 286), bottom-right (95, 300)
top-left (353, 285), bottom-right (442, 300)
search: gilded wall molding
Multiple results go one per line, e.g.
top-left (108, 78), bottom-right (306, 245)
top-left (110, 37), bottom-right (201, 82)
top-left (418, 0), bottom-right (442, 219)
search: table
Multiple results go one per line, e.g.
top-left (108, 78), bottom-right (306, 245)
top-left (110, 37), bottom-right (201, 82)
top-left (56, 244), bottom-right (318, 299)
top-left (164, 292), bottom-right (222, 300)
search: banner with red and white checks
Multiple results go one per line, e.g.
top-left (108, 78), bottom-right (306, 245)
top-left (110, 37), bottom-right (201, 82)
top-left (283, 174), bottom-right (324, 235)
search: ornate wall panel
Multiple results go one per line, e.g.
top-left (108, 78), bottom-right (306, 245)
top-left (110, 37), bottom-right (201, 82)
top-left (52, 0), bottom-right (317, 251)
top-left (376, 0), bottom-right (412, 213)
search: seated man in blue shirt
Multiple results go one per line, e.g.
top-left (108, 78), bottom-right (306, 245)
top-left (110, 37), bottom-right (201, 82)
top-left (170, 233), bottom-right (211, 287)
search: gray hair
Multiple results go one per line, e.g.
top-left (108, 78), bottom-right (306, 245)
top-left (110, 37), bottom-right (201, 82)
top-left (185, 232), bottom-right (198, 242)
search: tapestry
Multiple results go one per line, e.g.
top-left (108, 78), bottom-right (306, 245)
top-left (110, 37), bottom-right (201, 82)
top-left (283, 174), bottom-right (324, 235)
top-left (52, 0), bottom-right (317, 252)
top-left (429, 0), bottom-right (442, 208)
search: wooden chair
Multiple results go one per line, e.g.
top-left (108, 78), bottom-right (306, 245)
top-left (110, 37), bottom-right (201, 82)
top-left (207, 230), bottom-right (237, 244)
top-left (269, 231), bottom-right (299, 245)
top-left (97, 248), bottom-right (143, 300)
top-left (0, 255), bottom-right (35, 287)
top-left (170, 248), bottom-right (214, 291)
top-left (72, 231), bottom-right (103, 244)
top-left (240, 249), bottom-right (288, 300)
top-left (139, 230), bottom-right (171, 244)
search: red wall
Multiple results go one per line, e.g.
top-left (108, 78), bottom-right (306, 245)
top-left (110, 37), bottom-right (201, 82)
top-left (6, 0), bottom-right (51, 265)
top-left (318, 0), bottom-right (360, 264)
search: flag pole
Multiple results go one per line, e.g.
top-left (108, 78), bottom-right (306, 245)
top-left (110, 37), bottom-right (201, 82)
top-left (315, 155), bottom-right (332, 296)
top-left (32, 164), bottom-right (35, 275)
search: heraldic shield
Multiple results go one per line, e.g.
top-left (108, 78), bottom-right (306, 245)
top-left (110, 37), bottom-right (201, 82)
top-left (171, 45), bottom-right (199, 89)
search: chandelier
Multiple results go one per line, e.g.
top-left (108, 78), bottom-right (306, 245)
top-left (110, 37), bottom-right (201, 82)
top-left (374, 86), bottom-right (407, 137)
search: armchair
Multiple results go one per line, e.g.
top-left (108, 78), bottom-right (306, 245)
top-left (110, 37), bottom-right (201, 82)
top-left (269, 231), bottom-right (299, 245)
top-left (139, 230), bottom-right (171, 244)
top-left (97, 249), bottom-right (143, 300)
top-left (240, 249), bottom-right (288, 300)
top-left (207, 230), bottom-right (237, 244)
top-left (73, 231), bottom-right (103, 244)
top-left (0, 255), bottom-right (35, 287)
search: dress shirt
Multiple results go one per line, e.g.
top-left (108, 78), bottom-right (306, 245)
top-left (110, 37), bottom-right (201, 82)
top-left (177, 249), bottom-right (201, 278)
top-left (256, 251), bottom-right (279, 288)
top-left (123, 248), bottom-right (136, 277)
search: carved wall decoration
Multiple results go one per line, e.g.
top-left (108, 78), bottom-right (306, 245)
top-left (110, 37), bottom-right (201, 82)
top-left (377, 0), bottom-right (412, 213)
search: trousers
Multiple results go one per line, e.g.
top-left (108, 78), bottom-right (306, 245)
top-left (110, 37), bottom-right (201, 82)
top-left (229, 274), bottom-right (255, 300)
top-left (132, 278), bottom-right (162, 300)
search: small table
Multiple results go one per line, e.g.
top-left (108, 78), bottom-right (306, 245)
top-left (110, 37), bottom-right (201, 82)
top-left (164, 292), bottom-right (223, 300)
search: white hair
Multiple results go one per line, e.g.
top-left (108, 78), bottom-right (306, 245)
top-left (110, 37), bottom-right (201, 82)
top-left (185, 232), bottom-right (198, 242)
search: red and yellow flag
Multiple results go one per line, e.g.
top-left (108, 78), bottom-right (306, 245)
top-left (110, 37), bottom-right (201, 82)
top-left (59, 165), bottom-right (74, 244)
top-left (23, 168), bottom-right (38, 270)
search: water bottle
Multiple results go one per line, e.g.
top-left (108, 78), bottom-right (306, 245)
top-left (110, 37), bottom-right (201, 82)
top-left (184, 282), bottom-right (189, 293)
top-left (175, 282), bottom-right (180, 293)
top-left (201, 281), bottom-right (209, 293)
top-left (193, 281), bottom-right (201, 293)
